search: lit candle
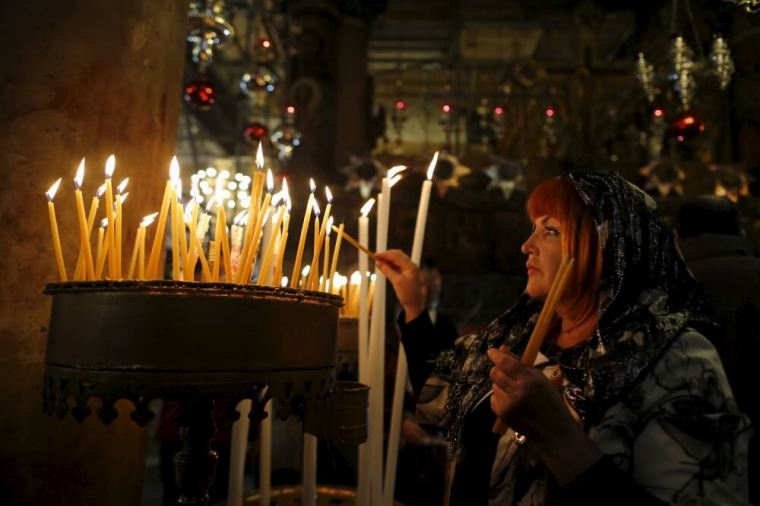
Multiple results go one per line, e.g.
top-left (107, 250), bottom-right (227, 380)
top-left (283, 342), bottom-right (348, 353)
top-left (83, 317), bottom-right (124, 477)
top-left (258, 202), bottom-right (286, 286)
top-left (219, 200), bottom-right (233, 281)
top-left (147, 157), bottom-right (179, 279)
top-left (385, 153), bottom-right (437, 504)
top-left (171, 176), bottom-right (182, 281)
top-left (307, 187), bottom-right (333, 290)
top-left (128, 212), bottom-right (158, 279)
top-left (238, 169), bottom-right (273, 283)
top-left (300, 265), bottom-right (311, 289)
top-left (114, 177), bottom-right (129, 278)
top-left (45, 178), bottom-right (67, 281)
top-left (230, 211), bottom-right (246, 279)
top-left (272, 188), bottom-right (291, 285)
top-left (349, 270), bottom-right (362, 316)
top-left (182, 202), bottom-right (195, 279)
top-left (95, 218), bottom-right (107, 279)
top-left (72, 159), bottom-right (95, 280)
top-left (369, 166), bottom-right (405, 506)
top-left (290, 178), bottom-right (316, 288)
top-left (187, 201), bottom-right (200, 278)
top-left (103, 155), bottom-right (117, 278)
top-left (328, 221), bottom-right (344, 294)
top-left (138, 214), bottom-right (157, 280)
top-left (320, 217), bottom-right (333, 292)
top-left (237, 145), bottom-right (266, 283)
top-left (211, 183), bottom-right (224, 282)
top-left (74, 181), bottom-right (105, 279)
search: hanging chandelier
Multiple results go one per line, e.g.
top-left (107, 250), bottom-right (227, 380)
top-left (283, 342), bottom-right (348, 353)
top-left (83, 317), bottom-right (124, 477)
top-left (635, 1), bottom-right (735, 110)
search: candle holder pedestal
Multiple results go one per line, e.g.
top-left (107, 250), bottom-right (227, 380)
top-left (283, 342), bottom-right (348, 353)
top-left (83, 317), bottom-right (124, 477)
top-left (42, 281), bottom-right (351, 506)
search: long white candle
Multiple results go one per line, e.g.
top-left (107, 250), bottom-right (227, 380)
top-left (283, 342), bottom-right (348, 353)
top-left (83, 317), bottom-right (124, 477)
top-left (384, 153), bottom-right (437, 505)
top-left (303, 433), bottom-right (318, 506)
top-left (357, 198), bottom-right (375, 506)
top-left (259, 400), bottom-right (272, 506)
top-left (228, 399), bottom-right (251, 506)
top-left (369, 166), bottom-right (403, 505)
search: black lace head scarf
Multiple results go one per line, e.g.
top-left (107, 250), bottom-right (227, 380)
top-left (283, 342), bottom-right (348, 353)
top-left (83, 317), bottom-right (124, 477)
top-left (437, 170), bottom-right (710, 455)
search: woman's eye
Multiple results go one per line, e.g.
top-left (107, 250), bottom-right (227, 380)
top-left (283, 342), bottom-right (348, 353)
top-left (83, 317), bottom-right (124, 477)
top-left (545, 227), bottom-right (559, 236)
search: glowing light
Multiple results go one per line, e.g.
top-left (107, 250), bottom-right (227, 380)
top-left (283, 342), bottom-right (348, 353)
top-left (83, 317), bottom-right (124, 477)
top-left (426, 151), bottom-right (439, 180)
top-left (281, 276), bottom-right (289, 287)
top-left (309, 178), bottom-right (316, 193)
top-left (117, 177), bottom-right (129, 195)
top-left (266, 169), bottom-right (274, 192)
top-left (654, 108), bottom-right (665, 118)
top-left (442, 104), bottom-right (451, 113)
top-left (313, 200), bottom-right (321, 217)
top-left (207, 167), bottom-right (217, 178)
top-left (105, 155), bottom-right (116, 178)
top-left (493, 106), bottom-right (504, 116)
top-left (169, 156), bottom-right (180, 181)
top-left (96, 183), bottom-right (106, 198)
top-left (301, 265), bottom-right (311, 277)
top-left (325, 186), bottom-right (333, 203)
top-left (545, 107), bottom-right (555, 118)
top-left (141, 212), bottom-right (159, 227)
top-left (256, 142), bottom-right (264, 169)
top-left (100, 218), bottom-right (109, 228)
top-left (74, 158), bottom-right (85, 189)
top-left (350, 270), bottom-right (362, 285)
top-left (395, 99), bottom-right (406, 110)
top-left (286, 105), bottom-right (296, 114)
top-left (388, 165), bottom-right (406, 179)
top-left (360, 198), bottom-right (375, 217)
top-left (46, 178), bottom-right (62, 201)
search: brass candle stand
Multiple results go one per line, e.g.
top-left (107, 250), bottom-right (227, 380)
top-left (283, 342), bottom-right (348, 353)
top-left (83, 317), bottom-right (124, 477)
top-left (42, 280), bottom-right (365, 506)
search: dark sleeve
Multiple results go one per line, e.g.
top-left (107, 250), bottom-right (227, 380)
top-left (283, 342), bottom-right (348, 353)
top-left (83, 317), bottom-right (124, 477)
top-left (397, 310), bottom-right (457, 399)
top-left (558, 456), bottom-right (666, 505)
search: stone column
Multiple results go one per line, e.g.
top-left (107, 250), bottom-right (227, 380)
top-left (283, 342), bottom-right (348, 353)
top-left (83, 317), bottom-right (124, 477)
top-left (335, 15), bottom-right (371, 168)
top-left (0, 1), bottom-right (188, 504)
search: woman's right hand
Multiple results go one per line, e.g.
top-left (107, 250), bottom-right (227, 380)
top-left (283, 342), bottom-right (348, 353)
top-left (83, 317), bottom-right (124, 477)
top-left (374, 249), bottom-right (426, 322)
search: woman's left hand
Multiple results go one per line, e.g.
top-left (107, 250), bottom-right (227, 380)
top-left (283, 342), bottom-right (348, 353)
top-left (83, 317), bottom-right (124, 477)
top-left (487, 346), bottom-right (576, 443)
top-left (487, 345), bottom-right (603, 485)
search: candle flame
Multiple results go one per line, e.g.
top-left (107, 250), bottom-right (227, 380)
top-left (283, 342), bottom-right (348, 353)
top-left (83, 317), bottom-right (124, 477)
top-left (46, 178), bottom-right (62, 201)
top-left (313, 200), bottom-right (321, 216)
top-left (184, 201), bottom-right (195, 221)
top-left (100, 218), bottom-right (109, 228)
top-left (96, 183), bottom-right (106, 198)
top-left (370, 273), bottom-right (377, 281)
top-left (360, 198), bottom-right (376, 217)
top-left (169, 156), bottom-right (180, 181)
top-left (74, 158), bottom-right (85, 189)
top-left (205, 195), bottom-right (216, 213)
top-left (119, 192), bottom-right (129, 204)
top-left (302, 265), bottom-right (311, 276)
top-left (286, 194), bottom-right (292, 212)
top-left (325, 186), bottom-right (333, 203)
top-left (389, 174), bottom-right (402, 188)
top-left (281, 276), bottom-right (289, 287)
top-left (105, 155), bottom-right (116, 178)
top-left (141, 212), bottom-right (159, 227)
top-left (256, 142), bottom-right (264, 170)
top-left (271, 191), bottom-right (284, 206)
top-left (326, 216), bottom-right (334, 234)
top-left (282, 178), bottom-right (289, 198)
top-left (426, 151), bottom-right (439, 180)
top-left (388, 165), bottom-right (406, 179)
top-left (309, 178), bottom-right (316, 193)
top-left (117, 177), bottom-right (129, 195)
top-left (233, 210), bottom-right (247, 225)
top-left (266, 169), bottom-right (274, 192)
top-left (351, 270), bottom-right (362, 285)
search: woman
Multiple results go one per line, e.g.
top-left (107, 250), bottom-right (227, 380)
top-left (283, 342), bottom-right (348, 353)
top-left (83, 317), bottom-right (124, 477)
top-left (375, 171), bottom-right (750, 505)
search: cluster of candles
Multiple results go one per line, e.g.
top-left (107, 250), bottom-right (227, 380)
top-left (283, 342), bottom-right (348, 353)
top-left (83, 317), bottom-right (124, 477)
top-left (45, 144), bottom-right (440, 506)
top-left (44, 144), bottom-right (363, 293)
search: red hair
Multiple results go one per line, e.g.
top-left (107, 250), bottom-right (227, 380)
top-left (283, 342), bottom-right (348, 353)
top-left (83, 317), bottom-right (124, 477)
top-left (526, 176), bottom-right (602, 326)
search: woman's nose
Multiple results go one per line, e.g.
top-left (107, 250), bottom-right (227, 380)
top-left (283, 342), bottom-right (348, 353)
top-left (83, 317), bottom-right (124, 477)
top-left (521, 233), bottom-right (536, 255)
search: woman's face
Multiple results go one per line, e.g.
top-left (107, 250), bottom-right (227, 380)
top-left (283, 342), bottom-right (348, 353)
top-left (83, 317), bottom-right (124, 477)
top-left (521, 215), bottom-right (563, 299)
